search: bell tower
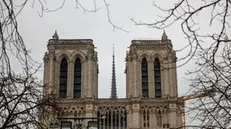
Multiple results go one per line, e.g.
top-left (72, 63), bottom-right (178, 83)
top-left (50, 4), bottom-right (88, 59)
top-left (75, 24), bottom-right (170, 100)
top-left (125, 31), bottom-right (178, 99)
top-left (43, 31), bottom-right (98, 99)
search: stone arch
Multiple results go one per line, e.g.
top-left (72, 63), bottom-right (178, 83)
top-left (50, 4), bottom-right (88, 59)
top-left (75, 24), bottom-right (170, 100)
top-left (70, 51), bottom-right (86, 63)
top-left (138, 52), bottom-right (151, 62)
top-left (56, 51), bottom-right (71, 63)
top-left (151, 52), bottom-right (164, 62)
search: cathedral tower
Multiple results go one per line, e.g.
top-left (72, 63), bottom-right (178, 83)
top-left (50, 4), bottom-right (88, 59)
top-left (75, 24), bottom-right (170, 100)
top-left (125, 31), bottom-right (178, 99)
top-left (43, 31), bottom-right (98, 99)
top-left (124, 31), bottom-right (181, 129)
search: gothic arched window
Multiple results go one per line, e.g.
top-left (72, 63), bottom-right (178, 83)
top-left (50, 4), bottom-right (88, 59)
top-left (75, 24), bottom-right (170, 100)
top-left (73, 57), bottom-right (82, 98)
top-left (141, 58), bottom-right (148, 98)
top-left (154, 58), bottom-right (161, 98)
top-left (59, 58), bottom-right (68, 98)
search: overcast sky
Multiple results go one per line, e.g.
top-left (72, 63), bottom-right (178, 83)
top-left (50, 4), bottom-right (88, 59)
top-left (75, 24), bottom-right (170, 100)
top-left (17, 0), bottom-right (194, 98)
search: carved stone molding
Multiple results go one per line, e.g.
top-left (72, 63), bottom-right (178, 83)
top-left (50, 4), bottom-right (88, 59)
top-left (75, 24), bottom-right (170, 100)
top-left (140, 105), bottom-right (169, 113)
top-left (132, 45), bottom-right (171, 51)
top-left (58, 105), bottom-right (85, 117)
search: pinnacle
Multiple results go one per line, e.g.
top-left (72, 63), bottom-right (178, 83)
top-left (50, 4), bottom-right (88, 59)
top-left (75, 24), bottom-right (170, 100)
top-left (161, 30), bottom-right (168, 41)
top-left (52, 30), bottom-right (59, 40)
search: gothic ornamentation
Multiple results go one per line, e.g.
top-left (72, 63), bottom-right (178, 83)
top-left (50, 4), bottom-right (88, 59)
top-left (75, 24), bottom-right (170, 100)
top-left (58, 106), bottom-right (85, 117)
top-left (43, 33), bottom-right (182, 129)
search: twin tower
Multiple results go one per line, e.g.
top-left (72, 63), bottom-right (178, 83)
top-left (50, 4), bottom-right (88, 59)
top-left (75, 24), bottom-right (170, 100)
top-left (43, 31), bottom-right (182, 129)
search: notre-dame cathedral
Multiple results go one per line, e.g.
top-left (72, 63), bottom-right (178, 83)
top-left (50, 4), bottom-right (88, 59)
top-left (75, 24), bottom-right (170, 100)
top-left (42, 31), bottom-right (183, 129)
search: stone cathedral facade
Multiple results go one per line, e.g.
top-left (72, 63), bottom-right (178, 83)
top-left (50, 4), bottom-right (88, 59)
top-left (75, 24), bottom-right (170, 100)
top-left (42, 31), bottom-right (183, 129)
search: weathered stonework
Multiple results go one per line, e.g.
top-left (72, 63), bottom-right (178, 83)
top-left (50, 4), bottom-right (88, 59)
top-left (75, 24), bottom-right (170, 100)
top-left (42, 32), bottom-right (183, 129)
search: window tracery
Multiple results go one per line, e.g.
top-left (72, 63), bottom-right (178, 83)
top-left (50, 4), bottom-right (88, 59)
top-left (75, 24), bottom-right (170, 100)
top-left (154, 58), bottom-right (161, 98)
top-left (74, 57), bottom-right (82, 98)
top-left (141, 58), bottom-right (148, 98)
top-left (59, 58), bottom-right (68, 98)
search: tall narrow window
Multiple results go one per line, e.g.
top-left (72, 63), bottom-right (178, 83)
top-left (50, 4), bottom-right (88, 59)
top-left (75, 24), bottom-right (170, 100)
top-left (154, 58), bottom-right (161, 98)
top-left (141, 58), bottom-right (148, 98)
top-left (74, 57), bottom-right (81, 98)
top-left (59, 58), bottom-right (68, 98)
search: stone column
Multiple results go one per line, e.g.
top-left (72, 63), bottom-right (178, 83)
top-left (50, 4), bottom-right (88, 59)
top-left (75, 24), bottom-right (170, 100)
top-left (85, 104), bottom-right (94, 127)
top-left (86, 54), bottom-right (93, 98)
top-left (125, 62), bottom-right (128, 98)
top-left (95, 63), bottom-right (99, 98)
top-left (50, 54), bottom-right (57, 95)
top-left (68, 61), bottom-right (74, 98)
top-left (131, 104), bottom-right (140, 128)
top-left (127, 60), bottom-right (132, 98)
top-left (92, 62), bottom-right (97, 98)
top-left (86, 104), bottom-right (93, 117)
top-left (136, 62), bottom-right (141, 97)
top-left (167, 59), bottom-right (173, 97)
top-left (152, 111), bottom-right (157, 128)
top-left (81, 60), bottom-right (86, 98)
top-left (176, 111), bottom-right (182, 128)
top-left (172, 61), bottom-right (178, 97)
top-left (148, 61), bottom-right (154, 98)
top-left (132, 57), bottom-right (137, 97)
top-left (126, 105), bottom-right (132, 128)
top-left (126, 63), bottom-right (129, 98)
top-left (169, 104), bottom-right (177, 128)
top-left (43, 54), bottom-right (49, 95)
top-left (163, 60), bottom-right (169, 98)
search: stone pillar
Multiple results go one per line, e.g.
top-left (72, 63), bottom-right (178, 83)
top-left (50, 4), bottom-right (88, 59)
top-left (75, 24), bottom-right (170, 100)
top-left (167, 60), bottom-right (173, 97)
top-left (176, 111), bottom-right (182, 128)
top-left (152, 112), bottom-right (157, 128)
top-left (136, 62), bottom-right (141, 97)
top-left (86, 104), bottom-right (93, 118)
top-left (173, 61), bottom-right (178, 97)
top-left (169, 104), bottom-right (177, 128)
top-left (68, 61), bottom-right (74, 98)
top-left (88, 59), bottom-right (92, 97)
top-left (126, 105), bottom-right (132, 128)
top-left (85, 104), bottom-right (94, 127)
top-left (148, 61), bottom-right (154, 98)
top-left (92, 62), bottom-right (95, 98)
top-left (132, 57), bottom-right (137, 97)
top-left (128, 60), bottom-right (132, 98)
top-left (86, 49), bottom-right (95, 98)
top-left (126, 60), bottom-right (132, 98)
top-left (163, 60), bottom-right (169, 98)
top-left (50, 54), bottom-right (56, 95)
top-left (131, 104), bottom-right (140, 128)
top-left (95, 62), bottom-right (98, 98)
top-left (82, 60), bottom-right (86, 98)
top-left (126, 63), bottom-right (129, 98)
top-left (95, 63), bottom-right (99, 98)
top-left (43, 53), bottom-right (49, 95)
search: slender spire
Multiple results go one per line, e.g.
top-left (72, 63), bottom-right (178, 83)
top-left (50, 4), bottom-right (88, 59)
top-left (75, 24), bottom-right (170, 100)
top-left (111, 44), bottom-right (117, 99)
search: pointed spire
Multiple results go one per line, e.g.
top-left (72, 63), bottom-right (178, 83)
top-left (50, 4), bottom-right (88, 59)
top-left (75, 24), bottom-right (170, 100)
top-left (161, 30), bottom-right (168, 41)
top-left (111, 44), bottom-right (117, 99)
top-left (52, 30), bottom-right (59, 40)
